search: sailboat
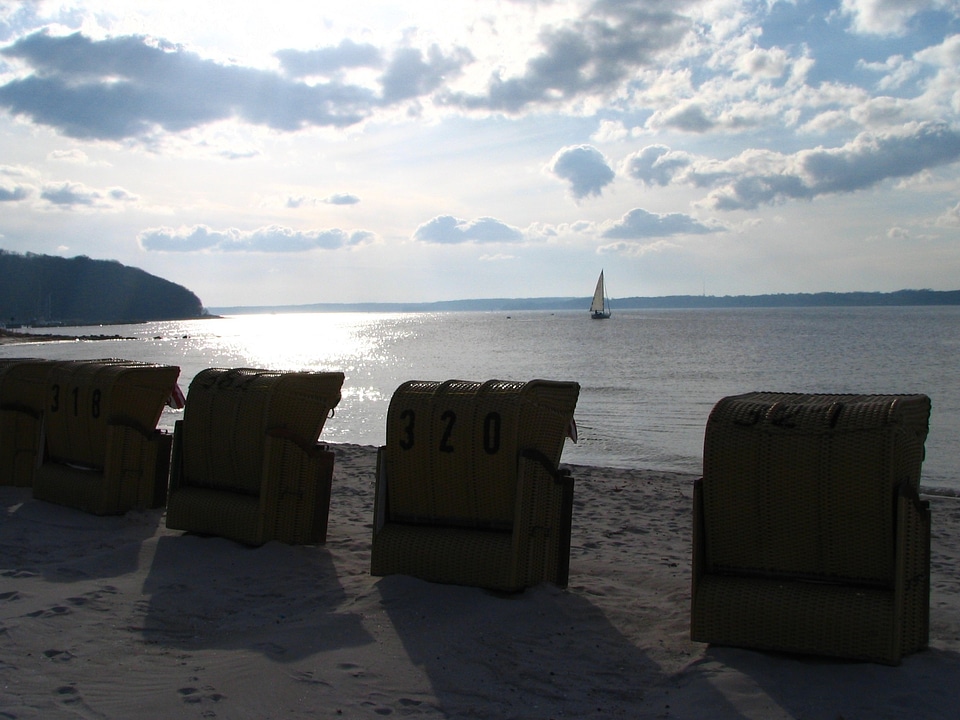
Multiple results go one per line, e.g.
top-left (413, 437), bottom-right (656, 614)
top-left (590, 270), bottom-right (611, 319)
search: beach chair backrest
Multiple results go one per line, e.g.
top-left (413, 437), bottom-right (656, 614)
top-left (43, 359), bottom-right (180, 468)
top-left (0, 359), bottom-right (51, 416)
top-left (384, 379), bottom-right (579, 528)
top-left (701, 392), bottom-right (931, 585)
top-left (181, 368), bottom-right (343, 495)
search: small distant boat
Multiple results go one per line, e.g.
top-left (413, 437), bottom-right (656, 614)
top-left (590, 271), bottom-right (611, 319)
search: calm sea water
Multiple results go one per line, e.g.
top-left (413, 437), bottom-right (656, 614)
top-left (4, 306), bottom-right (959, 492)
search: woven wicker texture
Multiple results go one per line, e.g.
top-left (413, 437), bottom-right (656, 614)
top-left (31, 359), bottom-right (179, 515)
top-left (0, 359), bottom-right (52, 486)
top-left (372, 378), bottom-right (579, 591)
top-left (165, 367), bottom-right (343, 546)
top-left (691, 391), bottom-right (932, 664)
top-left (41, 359), bottom-right (179, 468)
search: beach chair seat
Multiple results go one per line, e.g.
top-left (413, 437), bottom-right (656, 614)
top-left (0, 358), bottom-right (53, 487)
top-left (165, 367), bottom-right (344, 546)
top-left (371, 379), bottom-right (579, 592)
top-left (691, 392), bottom-right (932, 665)
top-left (32, 359), bottom-right (180, 514)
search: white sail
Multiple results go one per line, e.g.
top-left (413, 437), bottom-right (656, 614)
top-left (590, 271), bottom-right (611, 318)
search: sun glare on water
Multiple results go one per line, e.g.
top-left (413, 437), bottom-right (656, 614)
top-left (210, 313), bottom-right (379, 372)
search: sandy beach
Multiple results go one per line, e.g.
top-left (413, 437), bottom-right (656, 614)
top-left (2, 443), bottom-right (960, 719)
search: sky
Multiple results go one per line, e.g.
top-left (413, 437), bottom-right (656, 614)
top-left (1, 0), bottom-right (960, 307)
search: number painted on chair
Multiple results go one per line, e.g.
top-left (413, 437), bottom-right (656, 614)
top-left (50, 383), bottom-right (60, 412)
top-left (399, 408), bottom-right (415, 450)
top-left (483, 412), bottom-right (501, 454)
top-left (439, 410), bottom-right (456, 453)
top-left (396, 407), bottom-right (501, 455)
top-left (91, 388), bottom-right (101, 419)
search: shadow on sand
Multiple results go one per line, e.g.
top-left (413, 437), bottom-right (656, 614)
top-left (375, 574), bottom-right (740, 719)
top-left (139, 533), bottom-right (373, 662)
top-left (0, 487), bottom-right (162, 583)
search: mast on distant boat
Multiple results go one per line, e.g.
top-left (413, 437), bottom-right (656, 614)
top-left (590, 270), bottom-right (611, 319)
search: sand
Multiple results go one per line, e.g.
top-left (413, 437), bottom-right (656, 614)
top-left (2, 443), bottom-right (960, 719)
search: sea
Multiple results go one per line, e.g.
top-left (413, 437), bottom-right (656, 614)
top-left (4, 306), bottom-right (959, 493)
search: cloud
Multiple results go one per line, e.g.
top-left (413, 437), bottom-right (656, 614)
top-left (0, 30), bottom-right (378, 140)
top-left (380, 45), bottom-right (472, 104)
top-left (597, 238), bottom-right (679, 256)
top-left (285, 196), bottom-right (313, 209)
top-left (0, 184), bottom-right (29, 201)
top-left (548, 144), bottom-right (615, 198)
top-left (0, 165), bottom-right (32, 201)
top-left (841, 0), bottom-right (958, 36)
top-left (323, 193), bottom-right (361, 205)
top-left (40, 182), bottom-right (100, 207)
top-left (47, 149), bottom-right (90, 163)
top-left (705, 121), bottom-right (960, 209)
top-left (446, 0), bottom-right (691, 112)
top-left (647, 102), bottom-right (715, 133)
top-left (591, 119), bottom-right (631, 142)
top-left (735, 46), bottom-right (789, 79)
top-left (220, 149), bottom-right (260, 160)
top-left (600, 208), bottom-right (720, 239)
top-left (35, 180), bottom-right (138, 208)
top-left (622, 145), bottom-right (694, 186)
top-left (935, 200), bottom-right (960, 227)
top-left (138, 224), bottom-right (376, 252)
top-left (276, 40), bottom-right (382, 78)
top-left (0, 30), bottom-right (475, 142)
top-left (630, 123), bottom-right (960, 211)
top-left (413, 215), bottom-right (524, 244)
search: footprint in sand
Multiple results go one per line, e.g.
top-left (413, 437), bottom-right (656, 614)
top-left (290, 670), bottom-right (331, 687)
top-left (43, 649), bottom-right (76, 662)
top-left (27, 605), bottom-right (71, 619)
top-left (178, 685), bottom-right (226, 705)
top-left (55, 685), bottom-right (82, 705)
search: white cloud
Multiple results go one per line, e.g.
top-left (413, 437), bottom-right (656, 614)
top-left (935, 200), bottom-right (960, 226)
top-left (413, 216), bottom-right (524, 244)
top-left (323, 193), bottom-right (361, 205)
top-left (632, 122), bottom-right (960, 211)
top-left (600, 208), bottom-right (720, 239)
top-left (735, 46), bottom-right (789, 79)
top-left (591, 119), bottom-right (630, 143)
top-left (841, 0), bottom-right (959, 36)
top-left (138, 224), bottom-right (376, 252)
top-left (47, 149), bottom-right (91, 163)
top-left (621, 145), bottom-right (695, 186)
top-left (39, 180), bottom-right (137, 209)
top-left (0, 163), bottom-right (34, 201)
top-left (547, 144), bottom-right (615, 199)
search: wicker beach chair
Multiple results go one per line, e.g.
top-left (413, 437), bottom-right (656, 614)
top-left (165, 367), bottom-right (344, 546)
top-left (32, 359), bottom-right (181, 515)
top-left (371, 379), bottom-right (580, 592)
top-left (691, 392), bottom-right (932, 665)
top-left (0, 358), bottom-right (52, 487)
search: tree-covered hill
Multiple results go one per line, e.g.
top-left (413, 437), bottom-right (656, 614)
top-left (0, 250), bottom-right (205, 325)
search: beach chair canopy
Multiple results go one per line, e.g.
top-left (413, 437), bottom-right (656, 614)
top-left (31, 359), bottom-right (180, 514)
top-left (371, 378), bottom-right (580, 592)
top-left (691, 391), bottom-right (932, 665)
top-left (0, 358), bottom-right (52, 487)
top-left (165, 367), bottom-right (344, 546)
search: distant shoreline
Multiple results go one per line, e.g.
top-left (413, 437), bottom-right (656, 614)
top-left (4, 290), bottom-right (959, 332)
top-left (0, 328), bottom-right (132, 345)
top-left (210, 288), bottom-right (960, 315)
